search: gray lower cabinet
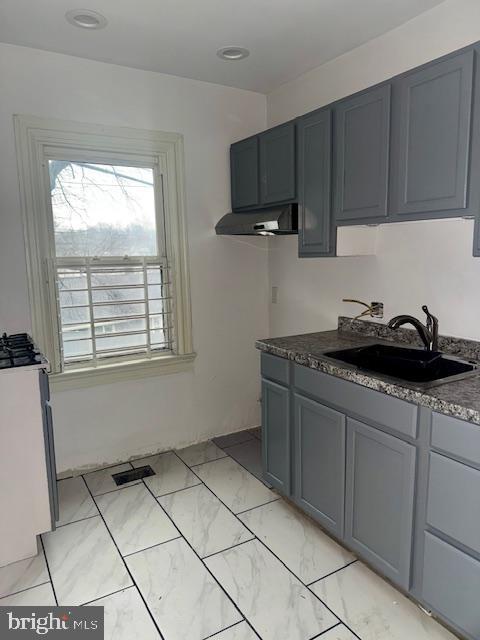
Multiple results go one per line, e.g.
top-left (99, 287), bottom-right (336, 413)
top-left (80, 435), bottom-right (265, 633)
top-left (391, 49), bottom-right (474, 218)
top-left (345, 418), bottom-right (416, 589)
top-left (422, 532), bottom-right (480, 640)
top-left (297, 107), bottom-right (334, 257)
top-left (293, 393), bottom-right (345, 537)
top-left (230, 136), bottom-right (259, 210)
top-left (261, 378), bottom-right (290, 494)
top-left (261, 354), bottom-right (480, 635)
top-left (334, 84), bottom-right (391, 223)
top-left (259, 122), bottom-right (296, 205)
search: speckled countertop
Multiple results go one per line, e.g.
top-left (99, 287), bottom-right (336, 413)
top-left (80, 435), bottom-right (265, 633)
top-left (256, 317), bottom-right (480, 426)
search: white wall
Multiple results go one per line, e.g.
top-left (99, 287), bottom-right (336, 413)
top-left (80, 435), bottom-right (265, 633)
top-left (0, 43), bottom-right (268, 473)
top-left (267, 0), bottom-right (480, 340)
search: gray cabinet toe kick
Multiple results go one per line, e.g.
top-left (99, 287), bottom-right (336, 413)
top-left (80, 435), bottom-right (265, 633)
top-left (260, 352), bottom-right (480, 640)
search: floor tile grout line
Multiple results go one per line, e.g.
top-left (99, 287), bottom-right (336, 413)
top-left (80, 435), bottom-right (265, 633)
top-left (80, 460), bottom-right (136, 479)
top-left (122, 536), bottom-right (183, 559)
top-left (202, 619), bottom-right (245, 640)
top-left (188, 454), bottom-right (229, 468)
top-left (305, 559), bottom-right (359, 587)
top-left (153, 481), bottom-right (204, 500)
top-left (200, 441), bottom-right (273, 490)
top-left (201, 537), bottom-right (256, 560)
top-left (39, 535), bottom-right (59, 607)
top-left (80, 475), bottom-right (166, 640)
top-left (55, 513), bottom-right (100, 529)
top-left (141, 476), bottom-right (264, 640)
top-left (81, 584), bottom-right (136, 607)
top-left (86, 480), bottom-right (144, 498)
top-left (187, 445), bottom-right (274, 495)
top-left (308, 621), bottom-right (343, 640)
top-left (175, 449), bottom-right (360, 640)
top-left (235, 497), bottom-right (281, 515)
top-left (0, 580), bottom-right (51, 602)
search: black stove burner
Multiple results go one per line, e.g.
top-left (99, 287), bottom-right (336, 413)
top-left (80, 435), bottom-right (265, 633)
top-left (0, 333), bottom-right (41, 369)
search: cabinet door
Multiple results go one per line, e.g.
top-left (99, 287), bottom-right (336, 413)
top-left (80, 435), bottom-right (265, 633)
top-left (293, 394), bottom-right (345, 537)
top-left (345, 418), bottom-right (416, 588)
top-left (391, 50), bottom-right (474, 217)
top-left (230, 137), bottom-right (259, 210)
top-left (334, 85), bottom-right (390, 222)
top-left (422, 532), bottom-right (480, 640)
top-left (259, 122), bottom-right (296, 204)
top-left (297, 108), bottom-right (334, 257)
top-left (262, 379), bottom-right (290, 494)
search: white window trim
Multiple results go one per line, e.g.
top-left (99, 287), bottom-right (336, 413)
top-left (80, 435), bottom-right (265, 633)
top-left (14, 115), bottom-right (195, 390)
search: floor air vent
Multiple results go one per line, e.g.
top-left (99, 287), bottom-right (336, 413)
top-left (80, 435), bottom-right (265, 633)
top-left (112, 465), bottom-right (155, 486)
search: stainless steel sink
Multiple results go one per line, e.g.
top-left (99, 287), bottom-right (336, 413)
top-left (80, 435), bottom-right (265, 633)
top-left (323, 343), bottom-right (479, 389)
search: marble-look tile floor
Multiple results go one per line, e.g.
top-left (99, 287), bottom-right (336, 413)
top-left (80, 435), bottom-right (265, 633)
top-left (0, 430), bottom-right (459, 640)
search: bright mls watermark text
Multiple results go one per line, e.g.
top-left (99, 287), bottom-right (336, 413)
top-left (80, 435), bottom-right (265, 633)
top-left (0, 607), bottom-right (104, 638)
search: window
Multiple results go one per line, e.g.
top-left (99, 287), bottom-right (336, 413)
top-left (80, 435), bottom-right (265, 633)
top-left (15, 116), bottom-right (194, 388)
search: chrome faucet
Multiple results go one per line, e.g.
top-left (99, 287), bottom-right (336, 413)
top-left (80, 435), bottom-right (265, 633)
top-left (388, 305), bottom-right (439, 351)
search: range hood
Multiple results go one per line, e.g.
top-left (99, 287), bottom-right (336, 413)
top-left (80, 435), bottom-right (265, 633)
top-left (215, 204), bottom-right (298, 236)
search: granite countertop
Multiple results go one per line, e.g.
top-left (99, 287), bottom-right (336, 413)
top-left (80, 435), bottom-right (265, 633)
top-left (256, 317), bottom-right (480, 426)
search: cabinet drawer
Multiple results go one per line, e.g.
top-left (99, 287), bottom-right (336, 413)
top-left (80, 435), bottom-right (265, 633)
top-left (294, 365), bottom-right (417, 438)
top-left (427, 452), bottom-right (480, 554)
top-left (261, 353), bottom-right (290, 386)
top-left (431, 411), bottom-right (480, 467)
top-left (422, 532), bottom-right (480, 639)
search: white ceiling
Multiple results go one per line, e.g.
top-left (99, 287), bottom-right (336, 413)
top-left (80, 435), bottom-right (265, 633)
top-left (0, 0), bottom-right (445, 93)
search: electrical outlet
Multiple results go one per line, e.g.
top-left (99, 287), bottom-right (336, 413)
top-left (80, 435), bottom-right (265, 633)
top-left (271, 286), bottom-right (278, 304)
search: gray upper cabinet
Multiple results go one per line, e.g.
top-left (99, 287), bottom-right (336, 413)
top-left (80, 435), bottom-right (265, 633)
top-left (345, 418), bottom-right (416, 589)
top-left (334, 84), bottom-right (391, 223)
top-left (391, 49), bottom-right (474, 218)
top-left (297, 108), bottom-right (334, 257)
top-left (261, 378), bottom-right (291, 494)
top-left (230, 136), bottom-right (259, 210)
top-left (293, 393), bottom-right (346, 537)
top-left (259, 122), bottom-right (296, 205)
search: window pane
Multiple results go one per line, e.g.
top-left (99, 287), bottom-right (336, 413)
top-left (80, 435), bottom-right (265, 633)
top-left (55, 261), bottom-right (172, 365)
top-left (151, 297), bottom-right (172, 314)
top-left (63, 339), bottom-right (92, 359)
top-left (94, 318), bottom-right (147, 335)
top-left (92, 288), bottom-right (145, 304)
top-left (58, 270), bottom-right (87, 290)
top-left (93, 302), bottom-right (146, 320)
top-left (62, 325), bottom-right (91, 341)
top-left (151, 329), bottom-right (169, 346)
top-left (148, 284), bottom-right (169, 299)
top-left (61, 307), bottom-right (90, 325)
top-left (150, 314), bottom-right (169, 330)
top-left (59, 290), bottom-right (89, 307)
top-left (91, 269), bottom-right (143, 287)
top-left (96, 333), bottom-right (147, 351)
top-left (49, 161), bottom-right (158, 257)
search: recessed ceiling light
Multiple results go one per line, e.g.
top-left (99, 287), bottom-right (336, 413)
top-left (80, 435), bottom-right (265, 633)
top-left (65, 9), bottom-right (107, 29)
top-left (216, 47), bottom-right (250, 61)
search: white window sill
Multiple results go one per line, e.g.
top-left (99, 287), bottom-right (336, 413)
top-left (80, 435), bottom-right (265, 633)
top-left (49, 352), bottom-right (196, 391)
